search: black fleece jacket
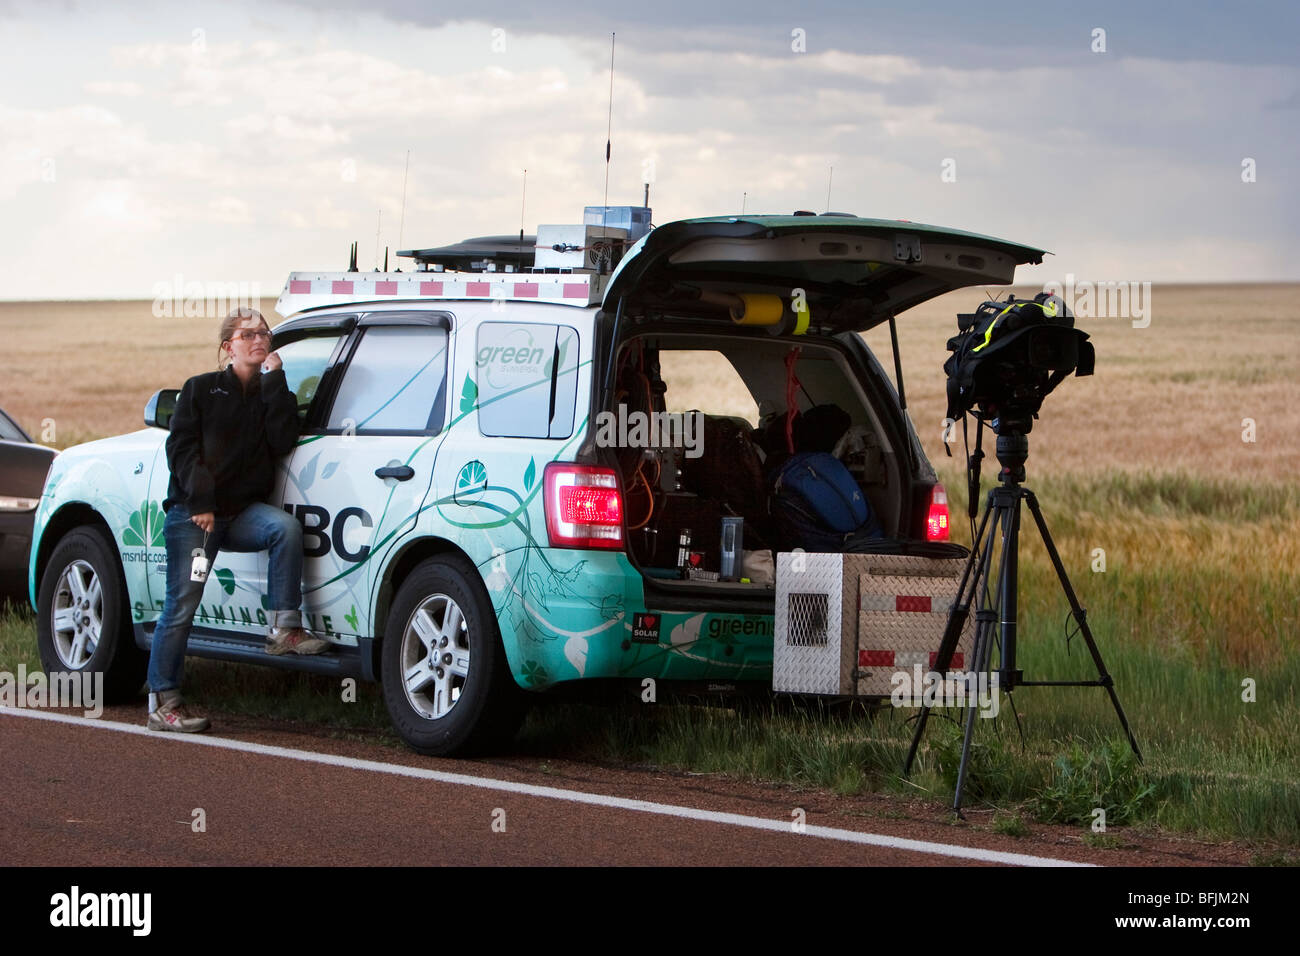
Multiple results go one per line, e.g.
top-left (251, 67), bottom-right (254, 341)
top-left (163, 365), bottom-right (299, 517)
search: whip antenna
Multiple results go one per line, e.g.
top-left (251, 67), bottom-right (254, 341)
top-left (600, 32), bottom-right (615, 271)
top-left (397, 149), bottom-right (410, 260)
top-left (520, 168), bottom-right (527, 244)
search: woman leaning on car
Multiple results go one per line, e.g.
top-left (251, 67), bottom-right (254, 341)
top-left (145, 306), bottom-right (329, 734)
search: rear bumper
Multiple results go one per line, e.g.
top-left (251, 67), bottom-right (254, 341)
top-left (479, 546), bottom-right (774, 689)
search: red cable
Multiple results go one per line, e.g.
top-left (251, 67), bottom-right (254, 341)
top-left (784, 347), bottom-right (801, 454)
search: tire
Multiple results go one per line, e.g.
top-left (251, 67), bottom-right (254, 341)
top-left (36, 525), bottom-right (146, 705)
top-left (380, 554), bottom-right (527, 756)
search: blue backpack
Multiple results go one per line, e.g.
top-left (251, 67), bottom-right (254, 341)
top-left (771, 452), bottom-right (883, 551)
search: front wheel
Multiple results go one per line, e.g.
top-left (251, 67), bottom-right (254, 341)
top-left (36, 525), bottom-right (146, 704)
top-left (381, 555), bottom-right (527, 756)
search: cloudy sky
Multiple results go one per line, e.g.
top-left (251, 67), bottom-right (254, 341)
top-left (2, 0), bottom-right (1296, 299)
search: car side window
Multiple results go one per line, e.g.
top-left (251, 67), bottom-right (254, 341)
top-left (327, 325), bottom-right (449, 433)
top-left (476, 322), bottom-right (579, 439)
top-left (275, 334), bottom-right (344, 421)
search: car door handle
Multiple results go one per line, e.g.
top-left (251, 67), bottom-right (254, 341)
top-left (375, 465), bottom-right (415, 481)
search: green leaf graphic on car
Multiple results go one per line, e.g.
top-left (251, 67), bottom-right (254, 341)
top-left (459, 376), bottom-right (477, 414)
top-left (523, 456), bottom-right (535, 492)
top-left (122, 501), bottom-right (164, 548)
top-left (521, 660), bottom-right (549, 686)
top-left (299, 451), bottom-right (321, 491)
top-left (214, 568), bottom-right (236, 595)
top-left (344, 604), bottom-right (359, 631)
top-left (455, 460), bottom-right (488, 504)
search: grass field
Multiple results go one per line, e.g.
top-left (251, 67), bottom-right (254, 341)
top-left (3, 283), bottom-right (1298, 851)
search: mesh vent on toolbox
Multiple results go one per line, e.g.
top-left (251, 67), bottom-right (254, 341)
top-left (787, 592), bottom-right (829, 646)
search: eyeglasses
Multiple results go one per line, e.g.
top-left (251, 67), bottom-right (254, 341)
top-left (231, 329), bottom-right (272, 342)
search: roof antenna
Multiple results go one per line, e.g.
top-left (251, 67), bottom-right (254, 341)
top-left (396, 149), bottom-right (410, 269)
top-left (742, 191), bottom-right (747, 215)
top-left (599, 32), bottom-right (615, 275)
top-left (519, 167), bottom-right (527, 246)
top-left (825, 166), bottom-right (833, 212)
top-left (383, 247), bottom-right (388, 272)
top-left (348, 241), bottom-right (357, 272)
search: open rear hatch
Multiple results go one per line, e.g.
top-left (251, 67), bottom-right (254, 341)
top-left (595, 215), bottom-right (1045, 613)
top-left (603, 214), bottom-right (1047, 330)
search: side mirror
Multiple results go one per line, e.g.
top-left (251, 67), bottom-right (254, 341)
top-left (145, 389), bottom-right (180, 430)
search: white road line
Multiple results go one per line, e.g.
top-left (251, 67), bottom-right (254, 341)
top-left (1, 707), bottom-right (1091, 867)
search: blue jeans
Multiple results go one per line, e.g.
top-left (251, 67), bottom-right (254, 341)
top-left (147, 502), bottom-right (304, 693)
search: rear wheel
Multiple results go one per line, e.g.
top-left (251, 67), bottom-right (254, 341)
top-left (381, 555), bottom-right (527, 756)
top-left (36, 526), bottom-right (146, 704)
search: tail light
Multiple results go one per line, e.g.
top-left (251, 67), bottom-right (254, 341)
top-left (544, 463), bottom-right (625, 550)
top-left (925, 483), bottom-right (950, 542)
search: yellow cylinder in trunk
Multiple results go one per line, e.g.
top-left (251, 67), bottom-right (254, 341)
top-left (729, 293), bottom-right (784, 326)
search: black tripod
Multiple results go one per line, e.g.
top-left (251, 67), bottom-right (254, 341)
top-left (902, 429), bottom-right (1142, 816)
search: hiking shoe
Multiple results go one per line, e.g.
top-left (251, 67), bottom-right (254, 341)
top-left (146, 690), bottom-right (211, 734)
top-left (266, 626), bottom-right (331, 656)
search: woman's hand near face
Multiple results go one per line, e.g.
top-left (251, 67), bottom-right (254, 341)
top-left (261, 351), bottom-right (283, 373)
top-left (190, 512), bottom-right (215, 533)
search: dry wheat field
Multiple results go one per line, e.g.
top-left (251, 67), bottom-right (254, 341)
top-left (871, 283), bottom-right (1300, 483)
top-left (3, 285), bottom-right (1296, 476)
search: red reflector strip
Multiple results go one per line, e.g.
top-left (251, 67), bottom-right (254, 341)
top-left (466, 282), bottom-right (490, 296)
top-left (896, 595), bottom-right (932, 613)
top-left (375, 281), bottom-right (398, 295)
top-left (859, 650), bottom-right (894, 667)
top-left (289, 279), bottom-right (311, 294)
top-left (928, 652), bottom-right (965, 668)
top-left (419, 281), bottom-right (444, 295)
top-left (513, 282), bottom-right (539, 297)
top-left (563, 282), bottom-right (588, 298)
top-left (331, 280), bottom-right (353, 294)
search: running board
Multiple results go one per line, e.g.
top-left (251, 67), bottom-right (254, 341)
top-left (133, 624), bottom-right (374, 680)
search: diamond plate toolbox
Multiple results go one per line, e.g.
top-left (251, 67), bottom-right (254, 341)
top-left (773, 552), bottom-right (974, 696)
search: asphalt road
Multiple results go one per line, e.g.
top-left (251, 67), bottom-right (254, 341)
top-left (0, 707), bottom-right (1247, 867)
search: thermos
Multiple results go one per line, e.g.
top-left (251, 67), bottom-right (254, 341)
top-left (719, 516), bottom-right (744, 581)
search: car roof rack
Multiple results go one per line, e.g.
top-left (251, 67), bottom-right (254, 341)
top-left (396, 235), bottom-right (536, 272)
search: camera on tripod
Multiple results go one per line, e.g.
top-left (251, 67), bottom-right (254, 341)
top-left (904, 290), bottom-right (1139, 816)
top-left (944, 291), bottom-right (1095, 439)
